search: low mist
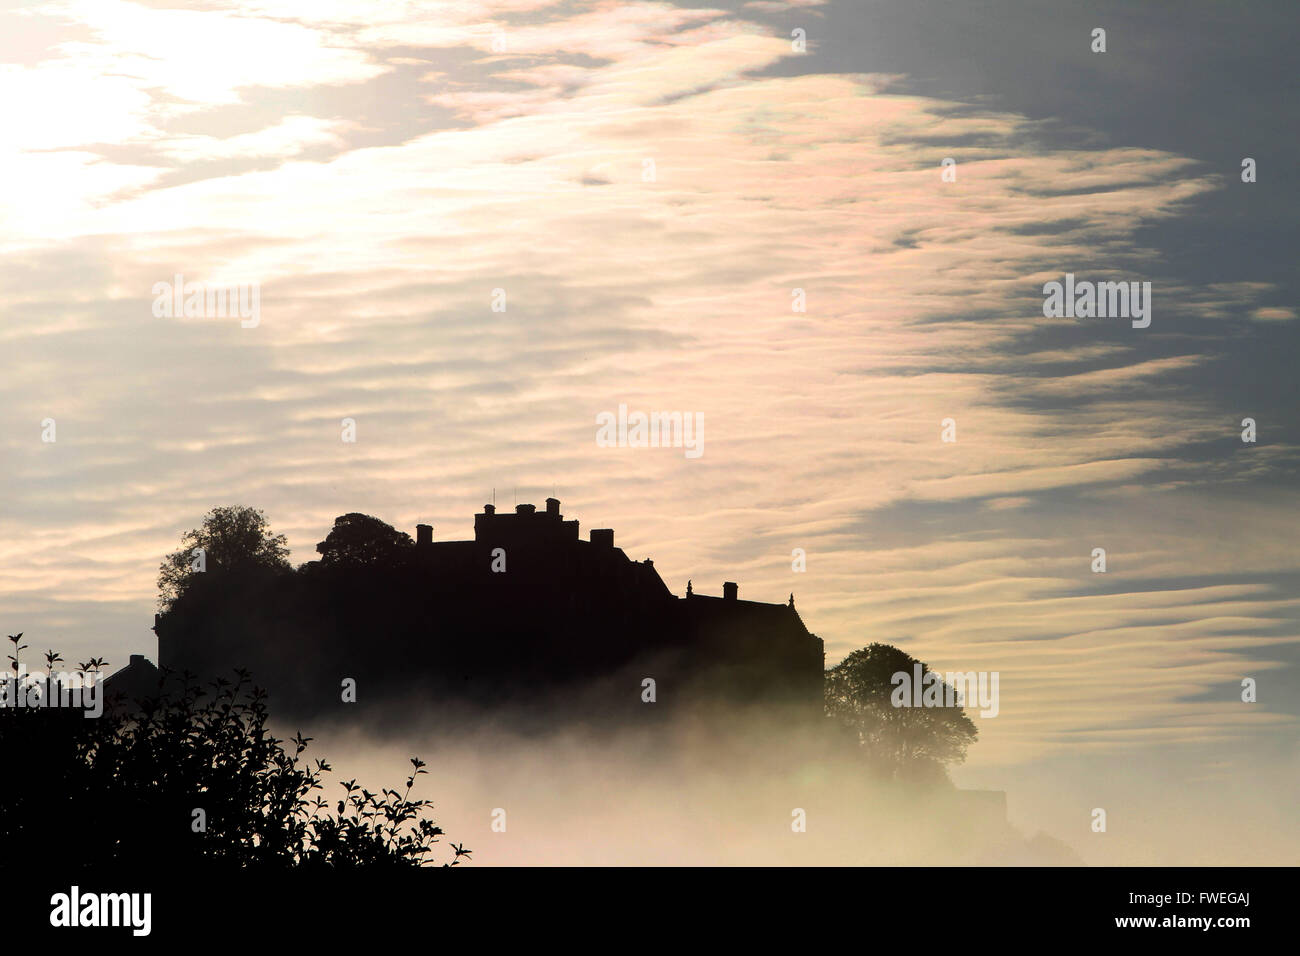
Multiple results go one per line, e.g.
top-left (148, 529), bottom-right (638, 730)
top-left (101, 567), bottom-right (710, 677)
top-left (284, 708), bottom-right (1080, 867)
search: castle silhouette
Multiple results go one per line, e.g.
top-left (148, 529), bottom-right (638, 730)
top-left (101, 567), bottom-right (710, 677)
top-left (137, 500), bottom-right (825, 727)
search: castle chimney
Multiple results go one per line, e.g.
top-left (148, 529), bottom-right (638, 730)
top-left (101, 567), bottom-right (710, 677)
top-left (484, 503), bottom-right (495, 514)
top-left (723, 582), bottom-right (738, 601)
top-left (416, 523), bottom-right (433, 546)
top-left (517, 503), bottom-right (535, 515)
top-left (590, 529), bottom-right (614, 548)
top-left (130, 654), bottom-right (145, 667)
top-left (545, 497), bottom-right (560, 517)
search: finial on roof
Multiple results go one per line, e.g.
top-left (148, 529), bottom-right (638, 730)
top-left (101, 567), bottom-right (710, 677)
top-left (686, 580), bottom-right (693, 597)
top-left (789, 592), bottom-right (794, 607)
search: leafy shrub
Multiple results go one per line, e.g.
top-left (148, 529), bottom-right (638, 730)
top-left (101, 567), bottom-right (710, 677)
top-left (0, 637), bottom-right (468, 869)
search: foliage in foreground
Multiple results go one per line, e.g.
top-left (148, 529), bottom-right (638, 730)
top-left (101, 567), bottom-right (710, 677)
top-left (0, 636), bottom-right (468, 869)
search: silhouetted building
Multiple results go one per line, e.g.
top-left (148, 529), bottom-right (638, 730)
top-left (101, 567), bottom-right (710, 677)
top-left (102, 653), bottom-right (161, 712)
top-left (157, 501), bottom-right (824, 726)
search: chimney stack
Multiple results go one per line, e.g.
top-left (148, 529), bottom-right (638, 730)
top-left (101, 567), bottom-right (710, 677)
top-left (130, 654), bottom-right (145, 667)
top-left (723, 582), bottom-right (738, 601)
top-left (516, 503), bottom-right (535, 515)
top-left (590, 529), bottom-right (614, 548)
top-left (484, 503), bottom-right (495, 514)
top-left (545, 497), bottom-right (560, 517)
top-left (416, 523), bottom-right (433, 546)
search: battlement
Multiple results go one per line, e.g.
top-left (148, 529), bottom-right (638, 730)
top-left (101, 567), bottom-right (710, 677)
top-left (467, 499), bottom-right (582, 548)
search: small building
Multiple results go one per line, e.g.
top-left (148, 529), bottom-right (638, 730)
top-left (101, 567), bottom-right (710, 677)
top-left (102, 653), bottom-right (162, 712)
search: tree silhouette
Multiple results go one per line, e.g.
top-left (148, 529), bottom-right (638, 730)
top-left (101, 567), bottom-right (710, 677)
top-left (315, 513), bottom-right (414, 568)
top-left (0, 642), bottom-right (469, 869)
top-left (158, 506), bottom-right (290, 610)
top-left (825, 643), bottom-right (978, 784)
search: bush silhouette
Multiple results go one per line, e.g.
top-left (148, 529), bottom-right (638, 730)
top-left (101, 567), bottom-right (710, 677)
top-left (0, 639), bottom-right (468, 869)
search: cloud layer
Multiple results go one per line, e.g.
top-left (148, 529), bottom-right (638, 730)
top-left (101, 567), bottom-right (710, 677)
top-left (1, 0), bottom-right (1295, 835)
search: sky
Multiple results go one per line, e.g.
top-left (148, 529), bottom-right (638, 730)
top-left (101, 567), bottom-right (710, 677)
top-left (1, 0), bottom-right (1296, 858)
